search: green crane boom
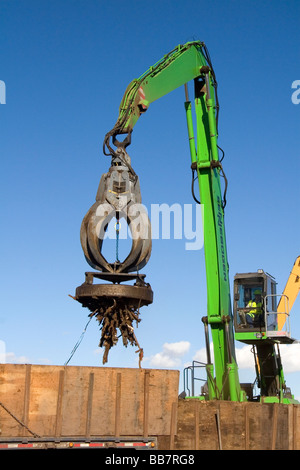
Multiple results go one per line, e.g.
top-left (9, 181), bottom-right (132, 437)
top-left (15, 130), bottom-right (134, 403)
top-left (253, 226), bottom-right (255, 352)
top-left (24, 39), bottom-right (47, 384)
top-left (101, 41), bottom-right (298, 404)
top-left (103, 41), bottom-right (242, 401)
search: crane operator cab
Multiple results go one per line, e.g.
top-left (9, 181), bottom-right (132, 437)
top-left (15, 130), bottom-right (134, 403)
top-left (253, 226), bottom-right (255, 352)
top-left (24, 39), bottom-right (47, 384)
top-left (233, 270), bottom-right (294, 344)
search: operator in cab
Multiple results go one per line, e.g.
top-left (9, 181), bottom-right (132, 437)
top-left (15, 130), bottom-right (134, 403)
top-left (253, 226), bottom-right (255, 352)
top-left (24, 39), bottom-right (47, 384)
top-left (245, 289), bottom-right (263, 326)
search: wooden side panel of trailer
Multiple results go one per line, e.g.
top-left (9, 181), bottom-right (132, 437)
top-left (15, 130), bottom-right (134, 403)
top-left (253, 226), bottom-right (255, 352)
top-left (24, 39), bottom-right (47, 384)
top-left (0, 364), bottom-right (179, 439)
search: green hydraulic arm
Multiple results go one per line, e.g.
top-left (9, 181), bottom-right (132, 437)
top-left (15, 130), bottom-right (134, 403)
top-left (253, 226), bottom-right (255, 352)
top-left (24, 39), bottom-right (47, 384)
top-left (103, 42), bottom-right (214, 154)
top-left (103, 41), bottom-right (244, 401)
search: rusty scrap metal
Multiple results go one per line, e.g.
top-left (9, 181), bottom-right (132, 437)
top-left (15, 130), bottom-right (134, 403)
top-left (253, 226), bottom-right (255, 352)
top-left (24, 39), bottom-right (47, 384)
top-left (91, 298), bottom-right (143, 365)
top-left (75, 273), bottom-right (153, 365)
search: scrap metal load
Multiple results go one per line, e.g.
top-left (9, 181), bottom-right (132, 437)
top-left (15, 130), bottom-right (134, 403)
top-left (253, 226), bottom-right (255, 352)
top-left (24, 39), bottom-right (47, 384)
top-left (74, 148), bottom-right (153, 364)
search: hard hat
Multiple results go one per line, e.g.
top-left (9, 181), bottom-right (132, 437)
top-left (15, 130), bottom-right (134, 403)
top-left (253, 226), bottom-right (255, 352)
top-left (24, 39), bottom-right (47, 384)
top-left (254, 289), bottom-right (261, 295)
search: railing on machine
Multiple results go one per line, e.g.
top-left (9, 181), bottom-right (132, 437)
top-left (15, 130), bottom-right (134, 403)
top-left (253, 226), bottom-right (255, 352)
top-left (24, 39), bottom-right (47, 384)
top-left (264, 294), bottom-right (291, 339)
top-left (183, 361), bottom-right (208, 397)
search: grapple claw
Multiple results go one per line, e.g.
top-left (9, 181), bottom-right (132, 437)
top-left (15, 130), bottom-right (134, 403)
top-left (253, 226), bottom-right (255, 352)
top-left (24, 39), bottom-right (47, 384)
top-left (80, 149), bottom-right (151, 273)
top-left (75, 149), bottom-right (153, 364)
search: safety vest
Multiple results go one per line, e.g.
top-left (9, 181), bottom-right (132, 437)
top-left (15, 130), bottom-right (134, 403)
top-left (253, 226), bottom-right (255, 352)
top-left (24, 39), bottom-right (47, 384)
top-left (247, 301), bottom-right (262, 318)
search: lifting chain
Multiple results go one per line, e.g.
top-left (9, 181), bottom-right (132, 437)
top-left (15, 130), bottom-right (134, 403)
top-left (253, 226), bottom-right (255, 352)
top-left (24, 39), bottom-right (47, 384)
top-left (115, 212), bottom-right (120, 263)
top-left (0, 401), bottom-right (41, 438)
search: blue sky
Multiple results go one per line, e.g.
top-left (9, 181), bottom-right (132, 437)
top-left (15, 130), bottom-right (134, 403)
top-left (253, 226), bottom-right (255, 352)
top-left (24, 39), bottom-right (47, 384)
top-left (1, 0), bottom-right (300, 399)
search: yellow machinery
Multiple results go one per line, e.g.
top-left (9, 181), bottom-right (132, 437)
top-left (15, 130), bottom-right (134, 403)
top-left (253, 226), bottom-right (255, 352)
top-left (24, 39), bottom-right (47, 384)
top-left (277, 256), bottom-right (300, 332)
